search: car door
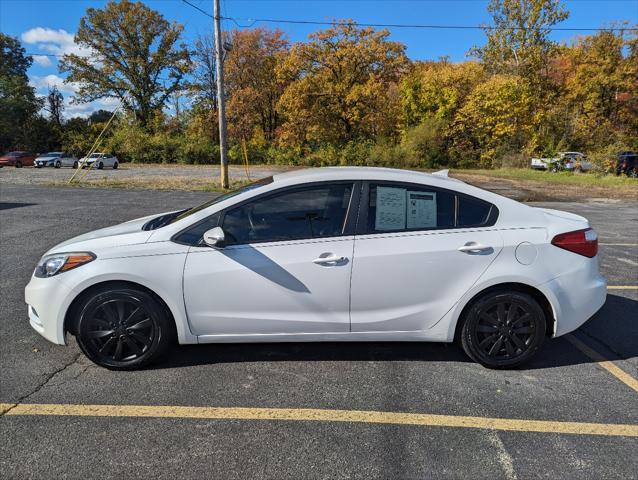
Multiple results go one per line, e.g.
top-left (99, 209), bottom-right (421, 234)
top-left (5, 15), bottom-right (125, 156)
top-left (350, 182), bottom-right (503, 332)
top-left (182, 182), bottom-right (358, 336)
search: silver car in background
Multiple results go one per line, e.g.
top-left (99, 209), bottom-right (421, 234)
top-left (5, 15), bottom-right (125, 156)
top-left (35, 152), bottom-right (78, 169)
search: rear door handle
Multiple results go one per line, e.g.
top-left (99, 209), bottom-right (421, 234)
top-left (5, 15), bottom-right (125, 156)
top-left (313, 254), bottom-right (347, 265)
top-left (458, 242), bottom-right (494, 255)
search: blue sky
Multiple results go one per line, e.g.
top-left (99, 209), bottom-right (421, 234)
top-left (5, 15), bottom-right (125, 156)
top-left (1, 0), bottom-right (636, 117)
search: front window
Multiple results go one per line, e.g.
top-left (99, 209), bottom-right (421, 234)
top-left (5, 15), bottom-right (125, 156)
top-left (89, 153), bottom-right (103, 159)
top-left (169, 176), bottom-right (274, 225)
top-left (222, 183), bottom-right (354, 245)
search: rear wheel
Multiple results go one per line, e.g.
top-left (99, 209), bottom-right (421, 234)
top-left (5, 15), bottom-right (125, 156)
top-left (55, 161), bottom-right (61, 168)
top-left (15, 160), bottom-right (23, 168)
top-left (74, 286), bottom-right (174, 370)
top-left (97, 161), bottom-right (104, 169)
top-left (73, 161), bottom-right (78, 169)
top-left (113, 161), bottom-right (118, 169)
top-left (460, 291), bottom-right (546, 369)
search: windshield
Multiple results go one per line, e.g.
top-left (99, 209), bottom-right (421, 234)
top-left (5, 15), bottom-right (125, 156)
top-left (89, 153), bottom-right (103, 158)
top-left (169, 176), bottom-right (274, 225)
top-left (42, 152), bottom-right (61, 157)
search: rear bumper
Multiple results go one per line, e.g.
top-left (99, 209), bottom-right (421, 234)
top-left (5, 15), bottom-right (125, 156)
top-left (537, 260), bottom-right (607, 337)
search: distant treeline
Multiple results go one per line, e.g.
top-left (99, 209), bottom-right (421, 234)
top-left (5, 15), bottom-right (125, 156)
top-left (1, 0), bottom-right (636, 170)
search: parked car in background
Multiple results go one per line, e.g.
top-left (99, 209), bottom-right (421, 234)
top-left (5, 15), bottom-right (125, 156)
top-left (0, 151), bottom-right (36, 168)
top-left (26, 167), bottom-right (606, 370)
top-left (78, 152), bottom-right (119, 169)
top-left (615, 151), bottom-right (637, 177)
top-left (530, 152), bottom-right (592, 172)
top-left (35, 152), bottom-right (79, 169)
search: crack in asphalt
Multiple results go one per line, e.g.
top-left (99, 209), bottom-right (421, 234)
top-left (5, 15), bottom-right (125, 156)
top-left (0, 353), bottom-right (82, 417)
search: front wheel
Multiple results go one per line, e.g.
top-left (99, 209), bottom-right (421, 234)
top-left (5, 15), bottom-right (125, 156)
top-left (97, 162), bottom-right (104, 170)
top-left (15, 160), bottom-right (23, 168)
top-left (73, 161), bottom-right (78, 169)
top-left (459, 291), bottom-right (546, 369)
top-left (74, 286), bottom-right (174, 370)
top-left (55, 161), bottom-right (61, 168)
top-left (113, 161), bottom-right (118, 169)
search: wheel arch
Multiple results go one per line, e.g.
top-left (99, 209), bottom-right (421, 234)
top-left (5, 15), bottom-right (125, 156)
top-left (64, 280), bottom-right (179, 340)
top-left (453, 282), bottom-right (556, 342)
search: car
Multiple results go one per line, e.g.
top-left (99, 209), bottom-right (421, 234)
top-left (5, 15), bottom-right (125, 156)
top-left (530, 152), bottom-right (592, 172)
top-left (35, 152), bottom-right (79, 169)
top-left (25, 167), bottom-right (607, 370)
top-left (615, 151), bottom-right (637, 177)
top-left (78, 152), bottom-right (119, 169)
top-left (0, 151), bottom-right (36, 168)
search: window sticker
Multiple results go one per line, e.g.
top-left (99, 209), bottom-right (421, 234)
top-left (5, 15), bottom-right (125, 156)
top-left (407, 191), bottom-right (437, 229)
top-left (375, 186), bottom-right (406, 230)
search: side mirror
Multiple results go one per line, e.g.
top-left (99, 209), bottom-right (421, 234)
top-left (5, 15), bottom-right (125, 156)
top-left (203, 226), bottom-right (225, 248)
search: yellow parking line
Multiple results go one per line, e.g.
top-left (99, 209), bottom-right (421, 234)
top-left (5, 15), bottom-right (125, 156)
top-left (1, 403), bottom-right (636, 437)
top-left (607, 286), bottom-right (638, 290)
top-left (565, 334), bottom-right (638, 394)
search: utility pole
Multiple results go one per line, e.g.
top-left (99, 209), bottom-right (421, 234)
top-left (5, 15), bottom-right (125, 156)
top-left (213, 0), bottom-right (229, 188)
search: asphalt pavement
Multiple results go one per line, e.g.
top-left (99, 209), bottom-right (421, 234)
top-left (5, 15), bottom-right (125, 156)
top-left (1, 183), bottom-right (637, 479)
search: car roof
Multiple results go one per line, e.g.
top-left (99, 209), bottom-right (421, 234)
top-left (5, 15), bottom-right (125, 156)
top-left (273, 166), bottom-right (460, 185)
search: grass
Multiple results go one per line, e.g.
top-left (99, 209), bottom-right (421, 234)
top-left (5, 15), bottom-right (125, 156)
top-left (455, 168), bottom-right (637, 187)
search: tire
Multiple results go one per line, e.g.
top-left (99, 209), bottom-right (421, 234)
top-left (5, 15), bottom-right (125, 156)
top-left (97, 162), bottom-right (104, 170)
top-left (55, 161), bottom-right (61, 168)
top-left (459, 291), bottom-right (546, 369)
top-left (113, 161), bottom-right (118, 170)
top-left (73, 161), bottom-right (78, 169)
top-left (74, 286), bottom-right (175, 370)
top-left (16, 160), bottom-right (23, 168)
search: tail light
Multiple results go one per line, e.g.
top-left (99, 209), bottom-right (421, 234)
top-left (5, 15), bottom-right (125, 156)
top-left (551, 228), bottom-right (598, 258)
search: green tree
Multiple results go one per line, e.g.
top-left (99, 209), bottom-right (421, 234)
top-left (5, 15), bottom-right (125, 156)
top-left (60, 0), bottom-right (190, 128)
top-left (277, 21), bottom-right (408, 146)
top-left (471, 0), bottom-right (568, 84)
top-left (0, 34), bottom-right (43, 151)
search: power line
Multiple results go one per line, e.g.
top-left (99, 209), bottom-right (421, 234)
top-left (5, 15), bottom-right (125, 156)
top-left (180, 0), bottom-right (636, 32)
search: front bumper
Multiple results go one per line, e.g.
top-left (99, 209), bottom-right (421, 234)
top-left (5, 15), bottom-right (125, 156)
top-left (25, 275), bottom-right (77, 345)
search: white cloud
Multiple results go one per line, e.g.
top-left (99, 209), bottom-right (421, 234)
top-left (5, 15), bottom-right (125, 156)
top-left (21, 27), bottom-right (92, 58)
top-left (30, 74), bottom-right (79, 95)
top-left (32, 55), bottom-right (52, 67)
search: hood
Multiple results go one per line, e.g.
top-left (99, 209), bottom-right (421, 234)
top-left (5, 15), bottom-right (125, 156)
top-left (47, 210), bottom-right (176, 253)
top-left (36, 156), bottom-right (58, 161)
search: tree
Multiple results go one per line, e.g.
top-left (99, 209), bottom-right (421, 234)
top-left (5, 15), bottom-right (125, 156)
top-left (400, 61), bottom-right (486, 129)
top-left (450, 75), bottom-right (533, 167)
top-left (471, 0), bottom-right (568, 85)
top-left (225, 28), bottom-right (289, 143)
top-left (45, 85), bottom-right (64, 126)
top-left (190, 33), bottom-right (217, 112)
top-left (60, 0), bottom-right (190, 128)
top-left (277, 21), bottom-right (408, 146)
top-left (0, 34), bottom-right (43, 151)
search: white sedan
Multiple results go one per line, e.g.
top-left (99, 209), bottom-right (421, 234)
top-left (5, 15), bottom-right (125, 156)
top-left (78, 152), bottom-right (119, 169)
top-left (25, 167), bottom-right (606, 370)
top-left (35, 152), bottom-right (78, 169)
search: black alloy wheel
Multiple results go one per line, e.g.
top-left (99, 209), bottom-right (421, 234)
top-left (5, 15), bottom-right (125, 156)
top-left (97, 161), bottom-right (104, 169)
top-left (460, 291), bottom-right (546, 369)
top-left (55, 161), bottom-right (61, 168)
top-left (75, 287), bottom-right (174, 370)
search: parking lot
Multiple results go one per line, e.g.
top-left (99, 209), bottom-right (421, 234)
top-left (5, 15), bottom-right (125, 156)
top-left (1, 183), bottom-right (637, 479)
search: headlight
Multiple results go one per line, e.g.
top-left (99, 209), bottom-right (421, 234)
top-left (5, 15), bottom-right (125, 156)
top-left (34, 252), bottom-right (96, 278)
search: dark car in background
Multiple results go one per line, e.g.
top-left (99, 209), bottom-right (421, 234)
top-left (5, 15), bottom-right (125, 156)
top-left (0, 151), bottom-right (36, 168)
top-left (616, 151), bottom-right (637, 177)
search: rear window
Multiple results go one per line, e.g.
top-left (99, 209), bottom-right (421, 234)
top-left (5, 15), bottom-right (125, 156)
top-left (365, 183), bottom-right (497, 233)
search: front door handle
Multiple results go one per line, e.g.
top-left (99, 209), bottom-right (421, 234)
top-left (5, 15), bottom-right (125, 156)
top-left (313, 254), bottom-right (347, 265)
top-left (458, 242), bottom-right (494, 255)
